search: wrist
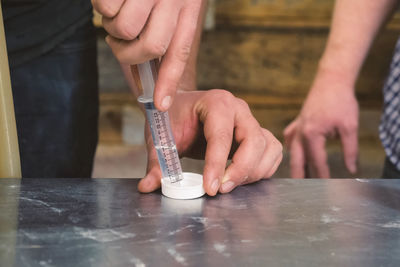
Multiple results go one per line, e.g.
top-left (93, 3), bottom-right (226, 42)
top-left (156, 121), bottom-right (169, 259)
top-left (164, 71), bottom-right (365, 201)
top-left (317, 45), bottom-right (365, 88)
top-left (316, 58), bottom-right (359, 89)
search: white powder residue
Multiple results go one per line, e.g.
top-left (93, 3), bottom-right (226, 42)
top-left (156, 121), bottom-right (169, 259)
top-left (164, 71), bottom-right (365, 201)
top-left (76, 228), bottom-right (136, 242)
top-left (167, 248), bottom-right (187, 266)
top-left (321, 214), bottom-right (340, 224)
top-left (191, 217), bottom-right (209, 225)
top-left (307, 233), bottom-right (329, 242)
top-left (378, 221), bottom-right (400, 229)
top-left (330, 206), bottom-right (341, 212)
top-left (213, 242), bottom-right (231, 257)
top-left (20, 197), bottom-right (63, 214)
top-left (168, 225), bottom-right (196, 236)
top-left (130, 257), bottom-right (146, 267)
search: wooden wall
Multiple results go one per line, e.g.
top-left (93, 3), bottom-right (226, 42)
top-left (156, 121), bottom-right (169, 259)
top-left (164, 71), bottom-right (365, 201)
top-left (197, 0), bottom-right (400, 109)
top-left (95, 0), bottom-right (397, 176)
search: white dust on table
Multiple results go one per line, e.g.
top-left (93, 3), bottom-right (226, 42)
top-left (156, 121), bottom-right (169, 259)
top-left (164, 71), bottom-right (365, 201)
top-left (190, 217), bottom-right (225, 233)
top-left (213, 242), bottom-right (231, 257)
top-left (168, 225), bottom-right (196, 236)
top-left (75, 227), bottom-right (136, 242)
top-left (190, 217), bottom-right (209, 225)
top-left (39, 260), bottom-right (53, 267)
top-left (167, 248), bottom-right (188, 266)
top-left (130, 256), bottom-right (146, 267)
top-left (20, 197), bottom-right (63, 214)
top-left (321, 214), bottom-right (341, 224)
top-left (307, 233), bottom-right (330, 242)
top-left (377, 221), bottom-right (400, 229)
top-left (330, 206), bottom-right (341, 212)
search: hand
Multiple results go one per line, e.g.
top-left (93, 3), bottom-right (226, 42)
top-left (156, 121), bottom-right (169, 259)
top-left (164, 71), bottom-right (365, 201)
top-left (138, 90), bottom-right (283, 196)
top-left (284, 71), bottom-right (359, 178)
top-left (92, 0), bottom-right (203, 111)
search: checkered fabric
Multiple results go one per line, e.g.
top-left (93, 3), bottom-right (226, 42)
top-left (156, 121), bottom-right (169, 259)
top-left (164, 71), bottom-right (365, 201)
top-left (380, 37), bottom-right (400, 171)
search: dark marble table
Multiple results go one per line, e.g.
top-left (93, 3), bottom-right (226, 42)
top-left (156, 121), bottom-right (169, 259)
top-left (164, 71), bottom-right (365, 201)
top-left (0, 178), bottom-right (399, 267)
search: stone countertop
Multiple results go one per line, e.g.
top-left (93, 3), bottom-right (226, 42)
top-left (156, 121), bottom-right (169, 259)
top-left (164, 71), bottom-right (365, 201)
top-left (0, 178), bottom-right (399, 267)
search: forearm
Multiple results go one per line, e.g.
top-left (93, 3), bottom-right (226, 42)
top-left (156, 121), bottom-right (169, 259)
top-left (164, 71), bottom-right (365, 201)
top-left (318, 0), bottom-right (399, 87)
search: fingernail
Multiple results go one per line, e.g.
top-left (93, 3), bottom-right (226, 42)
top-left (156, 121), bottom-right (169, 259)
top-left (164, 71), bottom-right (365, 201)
top-left (161, 96), bottom-right (171, 110)
top-left (211, 179), bottom-right (220, 194)
top-left (220, 181), bottom-right (235, 193)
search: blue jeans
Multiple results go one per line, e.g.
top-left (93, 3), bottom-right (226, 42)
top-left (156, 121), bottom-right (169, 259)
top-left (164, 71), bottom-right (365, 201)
top-left (11, 21), bottom-right (99, 177)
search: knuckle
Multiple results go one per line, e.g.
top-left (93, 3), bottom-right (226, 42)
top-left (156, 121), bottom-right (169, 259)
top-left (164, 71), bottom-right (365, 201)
top-left (144, 40), bottom-right (167, 57)
top-left (235, 97), bottom-right (251, 112)
top-left (204, 161), bottom-right (225, 177)
top-left (92, 0), bottom-right (119, 18)
top-left (254, 132), bottom-right (267, 149)
top-left (175, 43), bottom-right (192, 63)
top-left (302, 123), bottom-right (318, 139)
top-left (266, 156), bottom-right (283, 178)
top-left (272, 134), bottom-right (283, 151)
top-left (233, 165), bottom-right (252, 180)
top-left (207, 89), bottom-right (235, 107)
top-left (343, 120), bottom-right (358, 132)
top-left (115, 19), bottom-right (140, 40)
top-left (283, 127), bottom-right (291, 138)
top-left (273, 139), bottom-right (283, 155)
top-left (212, 130), bottom-right (233, 149)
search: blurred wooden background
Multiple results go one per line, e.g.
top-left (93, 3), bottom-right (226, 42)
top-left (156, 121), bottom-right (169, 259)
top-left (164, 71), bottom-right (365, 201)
top-left (94, 0), bottom-right (400, 178)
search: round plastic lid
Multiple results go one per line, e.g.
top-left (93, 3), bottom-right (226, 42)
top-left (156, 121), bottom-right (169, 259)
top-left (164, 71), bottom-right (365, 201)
top-left (161, 172), bottom-right (205, 200)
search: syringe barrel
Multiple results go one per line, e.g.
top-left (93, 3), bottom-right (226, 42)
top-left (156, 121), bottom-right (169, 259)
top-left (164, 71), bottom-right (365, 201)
top-left (136, 60), bottom-right (158, 100)
top-left (143, 101), bottom-right (183, 183)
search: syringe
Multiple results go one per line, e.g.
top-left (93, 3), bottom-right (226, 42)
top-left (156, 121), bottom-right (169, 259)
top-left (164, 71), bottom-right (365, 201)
top-left (135, 60), bottom-right (184, 184)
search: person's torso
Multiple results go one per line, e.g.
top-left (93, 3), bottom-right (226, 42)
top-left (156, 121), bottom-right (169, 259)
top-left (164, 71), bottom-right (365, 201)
top-left (2, 0), bottom-right (93, 66)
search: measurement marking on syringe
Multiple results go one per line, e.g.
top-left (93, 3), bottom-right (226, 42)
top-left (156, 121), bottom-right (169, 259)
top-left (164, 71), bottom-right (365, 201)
top-left (138, 62), bottom-right (183, 184)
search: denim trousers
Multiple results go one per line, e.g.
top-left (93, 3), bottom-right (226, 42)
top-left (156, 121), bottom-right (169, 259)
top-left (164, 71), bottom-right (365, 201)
top-left (11, 22), bottom-right (99, 177)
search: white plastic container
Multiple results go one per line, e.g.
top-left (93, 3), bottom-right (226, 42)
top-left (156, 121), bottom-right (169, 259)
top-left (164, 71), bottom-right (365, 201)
top-left (161, 172), bottom-right (205, 200)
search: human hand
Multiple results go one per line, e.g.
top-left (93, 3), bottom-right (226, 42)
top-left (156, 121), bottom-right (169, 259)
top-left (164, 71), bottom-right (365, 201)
top-left (92, 0), bottom-right (203, 111)
top-left (284, 71), bottom-right (359, 178)
top-left (138, 90), bottom-right (283, 196)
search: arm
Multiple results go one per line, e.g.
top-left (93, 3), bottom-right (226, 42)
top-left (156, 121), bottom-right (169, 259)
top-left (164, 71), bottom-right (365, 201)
top-left (319, 0), bottom-right (398, 85)
top-left (284, 0), bottom-right (399, 178)
top-left (120, 2), bottom-right (282, 195)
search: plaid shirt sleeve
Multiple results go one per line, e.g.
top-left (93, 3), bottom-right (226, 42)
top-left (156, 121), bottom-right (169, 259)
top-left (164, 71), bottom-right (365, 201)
top-left (379, 37), bottom-right (400, 171)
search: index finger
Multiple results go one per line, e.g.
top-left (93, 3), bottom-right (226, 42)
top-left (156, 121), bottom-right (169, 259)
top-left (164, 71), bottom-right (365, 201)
top-left (303, 134), bottom-right (330, 178)
top-left (289, 134), bottom-right (306, 178)
top-left (153, 1), bottom-right (203, 111)
top-left (200, 105), bottom-right (235, 196)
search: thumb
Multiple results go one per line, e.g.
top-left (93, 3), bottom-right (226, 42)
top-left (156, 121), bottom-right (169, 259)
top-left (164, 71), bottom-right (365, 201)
top-left (138, 135), bottom-right (162, 193)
